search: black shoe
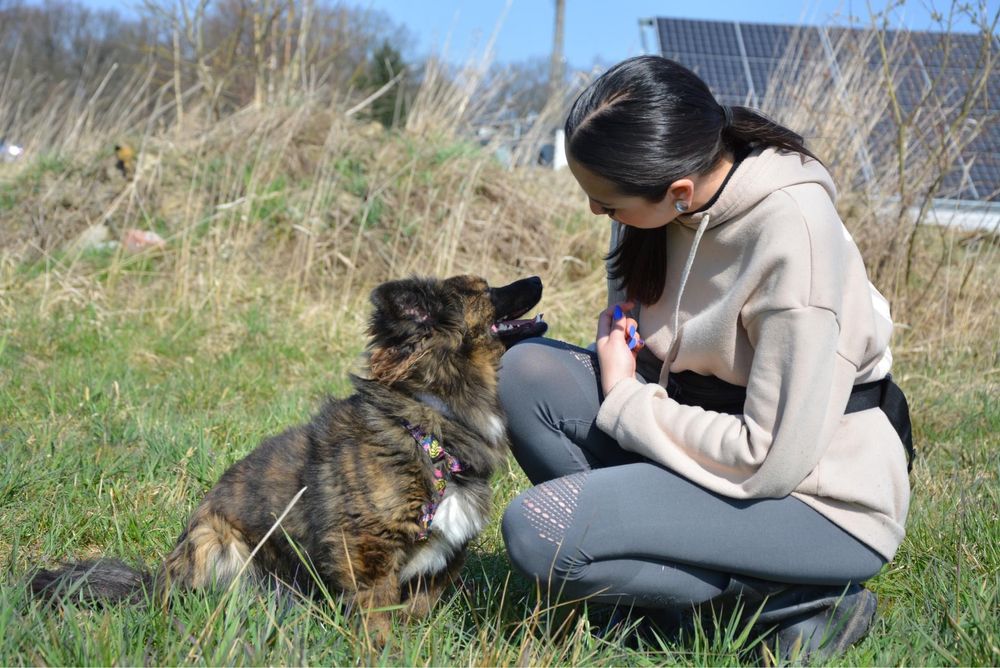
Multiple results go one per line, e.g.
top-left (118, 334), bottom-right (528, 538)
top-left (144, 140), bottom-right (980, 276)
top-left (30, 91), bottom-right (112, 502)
top-left (591, 604), bottom-right (690, 648)
top-left (759, 585), bottom-right (878, 664)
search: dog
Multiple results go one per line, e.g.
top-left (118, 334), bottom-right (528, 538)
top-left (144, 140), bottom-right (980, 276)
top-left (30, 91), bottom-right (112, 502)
top-left (30, 274), bottom-right (546, 641)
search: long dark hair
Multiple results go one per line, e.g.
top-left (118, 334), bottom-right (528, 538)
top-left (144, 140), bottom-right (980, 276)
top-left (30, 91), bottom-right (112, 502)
top-left (566, 55), bottom-right (819, 304)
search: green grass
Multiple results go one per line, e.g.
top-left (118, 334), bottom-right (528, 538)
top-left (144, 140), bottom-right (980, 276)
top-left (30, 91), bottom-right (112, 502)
top-left (0, 253), bottom-right (997, 666)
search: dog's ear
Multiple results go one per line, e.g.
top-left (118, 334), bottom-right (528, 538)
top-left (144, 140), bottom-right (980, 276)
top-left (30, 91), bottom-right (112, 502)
top-left (367, 278), bottom-right (458, 384)
top-left (369, 279), bottom-right (441, 331)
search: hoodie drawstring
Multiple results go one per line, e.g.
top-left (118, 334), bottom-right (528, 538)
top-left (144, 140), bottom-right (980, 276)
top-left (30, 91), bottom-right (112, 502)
top-left (662, 214), bottom-right (711, 389)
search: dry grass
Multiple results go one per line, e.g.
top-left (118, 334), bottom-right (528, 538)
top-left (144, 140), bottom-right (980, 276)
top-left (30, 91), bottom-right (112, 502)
top-left (0, 87), bottom-right (609, 344)
top-left (758, 18), bottom-right (999, 364)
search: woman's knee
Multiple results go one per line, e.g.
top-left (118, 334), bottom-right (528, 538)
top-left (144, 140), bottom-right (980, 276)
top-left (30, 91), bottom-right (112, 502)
top-left (499, 341), bottom-right (552, 405)
top-left (850, 549), bottom-right (887, 584)
top-left (501, 493), bottom-right (559, 582)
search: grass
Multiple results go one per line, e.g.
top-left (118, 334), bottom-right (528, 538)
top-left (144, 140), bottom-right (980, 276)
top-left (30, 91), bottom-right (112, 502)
top-left (0, 218), bottom-right (997, 665)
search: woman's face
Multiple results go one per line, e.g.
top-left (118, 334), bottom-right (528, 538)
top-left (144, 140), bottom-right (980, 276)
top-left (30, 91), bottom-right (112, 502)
top-left (567, 157), bottom-right (680, 229)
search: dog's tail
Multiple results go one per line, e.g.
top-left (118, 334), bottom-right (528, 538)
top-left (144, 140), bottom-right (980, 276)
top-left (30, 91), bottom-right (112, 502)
top-left (29, 559), bottom-right (155, 606)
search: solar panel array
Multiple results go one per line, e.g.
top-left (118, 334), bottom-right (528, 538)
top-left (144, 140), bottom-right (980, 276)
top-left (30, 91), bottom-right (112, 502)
top-left (654, 17), bottom-right (999, 202)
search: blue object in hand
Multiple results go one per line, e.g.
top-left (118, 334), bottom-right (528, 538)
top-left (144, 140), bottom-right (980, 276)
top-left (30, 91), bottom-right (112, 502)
top-left (627, 323), bottom-right (644, 350)
top-left (613, 305), bottom-right (623, 320)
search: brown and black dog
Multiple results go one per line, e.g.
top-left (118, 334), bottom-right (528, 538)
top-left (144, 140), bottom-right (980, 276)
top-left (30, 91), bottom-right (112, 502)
top-left (30, 275), bottom-right (545, 641)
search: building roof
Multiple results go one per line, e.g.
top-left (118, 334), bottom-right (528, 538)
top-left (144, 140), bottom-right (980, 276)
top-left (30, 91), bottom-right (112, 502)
top-left (648, 17), bottom-right (999, 202)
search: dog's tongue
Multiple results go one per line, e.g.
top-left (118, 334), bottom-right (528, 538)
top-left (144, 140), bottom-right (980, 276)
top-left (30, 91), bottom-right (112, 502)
top-left (492, 313), bottom-right (544, 334)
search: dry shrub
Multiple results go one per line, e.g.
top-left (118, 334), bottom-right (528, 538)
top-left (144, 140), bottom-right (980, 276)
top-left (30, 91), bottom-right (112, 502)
top-left (759, 12), bottom-right (999, 362)
top-left (0, 75), bottom-right (604, 342)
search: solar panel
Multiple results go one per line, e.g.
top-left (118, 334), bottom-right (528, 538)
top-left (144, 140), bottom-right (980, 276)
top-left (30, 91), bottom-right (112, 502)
top-left (746, 57), bottom-right (779, 98)
top-left (657, 19), bottom-right (743, 58)
top-left (677, 54), bottom-right (751, 103)
top-left (740, 22), bottom-right (824, 61)
top-left (653, 17), bottom-right (1000, 202)
top-left (740, 22), bottom-right (791, 59)
top-left (970, 129), bottom-right (997, 153)
top-left (908, 31), bottom-right (985, 69)
top-left (972, 154), bottom-right (1000, 197)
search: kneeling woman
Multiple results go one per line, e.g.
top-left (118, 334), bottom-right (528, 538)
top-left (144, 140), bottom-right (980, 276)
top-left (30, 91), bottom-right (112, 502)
top-left (499, 56), bottom-right (911, 660)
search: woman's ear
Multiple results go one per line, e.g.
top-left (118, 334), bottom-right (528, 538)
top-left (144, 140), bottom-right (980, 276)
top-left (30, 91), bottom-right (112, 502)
top-left (667, 179), bottom-right (695, 210)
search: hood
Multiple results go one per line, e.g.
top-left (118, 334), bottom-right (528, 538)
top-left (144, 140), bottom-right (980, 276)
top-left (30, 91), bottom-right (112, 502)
top-left (652, 146), bottom-right (837, 388)
top-left (677, 147), bottom-right (837, 231)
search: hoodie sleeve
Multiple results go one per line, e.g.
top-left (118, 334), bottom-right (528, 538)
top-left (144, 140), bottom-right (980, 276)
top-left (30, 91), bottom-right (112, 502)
top-left (596, 306), bottom-right (857, 498)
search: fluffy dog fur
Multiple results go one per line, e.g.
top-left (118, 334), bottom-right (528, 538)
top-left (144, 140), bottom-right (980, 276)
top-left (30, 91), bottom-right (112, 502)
top-left (30, 274), bottom-right (545, 641)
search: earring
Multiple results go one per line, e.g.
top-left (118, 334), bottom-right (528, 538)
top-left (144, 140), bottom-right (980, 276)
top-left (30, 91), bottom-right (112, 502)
top-left (675, 201), bottom-right (688, 213)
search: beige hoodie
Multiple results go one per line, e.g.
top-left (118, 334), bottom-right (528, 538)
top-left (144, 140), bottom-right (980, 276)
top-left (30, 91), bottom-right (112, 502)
top-left (596, 147), bottom-right (910, 561)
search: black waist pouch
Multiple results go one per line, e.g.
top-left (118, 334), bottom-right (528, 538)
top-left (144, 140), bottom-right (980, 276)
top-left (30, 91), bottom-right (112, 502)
top-left (874, 376), bottom-right (915, 472)
top-left (667, 370), bottom-right (915, 471)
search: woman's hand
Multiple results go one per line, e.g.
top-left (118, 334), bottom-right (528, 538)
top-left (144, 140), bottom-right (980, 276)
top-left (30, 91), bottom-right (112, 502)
top-left (596, 302), bottom-right (642, 397)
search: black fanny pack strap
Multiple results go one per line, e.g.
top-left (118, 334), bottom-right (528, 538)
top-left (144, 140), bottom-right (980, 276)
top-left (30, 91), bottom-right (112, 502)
top-left (668, 370), bottom-right (747, 415)
top-left (844, 378), bottom-right (883, 413)
top-left (668, 371), bottom-right (915, 472)
top-left (878, 376), bottom-right (915, 472)
top-left (845, 375), bottom-right (915, 472)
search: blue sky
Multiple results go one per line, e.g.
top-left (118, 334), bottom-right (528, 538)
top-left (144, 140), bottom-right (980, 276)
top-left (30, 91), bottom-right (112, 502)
top-left (358, 0), bottom-right (977, 67)
top-left (74, 0), bottom-right (980, 68)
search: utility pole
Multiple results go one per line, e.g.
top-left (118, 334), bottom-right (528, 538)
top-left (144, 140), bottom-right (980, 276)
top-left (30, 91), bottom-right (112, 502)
top-left (549, 0), bottom-right (566, 102)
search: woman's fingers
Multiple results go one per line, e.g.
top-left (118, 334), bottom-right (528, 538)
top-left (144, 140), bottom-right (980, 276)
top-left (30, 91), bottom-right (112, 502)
top-left (598, 301), bottom-right (635, 341)
top-left (625, 318), bottom-right (644, 351)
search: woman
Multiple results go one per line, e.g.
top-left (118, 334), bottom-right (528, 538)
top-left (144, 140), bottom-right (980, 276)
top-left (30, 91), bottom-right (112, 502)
top-left (499, 56), bottom-right (911, 660)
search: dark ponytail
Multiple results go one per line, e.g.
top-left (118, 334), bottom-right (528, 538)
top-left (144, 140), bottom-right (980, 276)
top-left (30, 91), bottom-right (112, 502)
top-left (566, 55), bottom-right (819, 304)
top-left (722, 105), bottom-right (820, 164)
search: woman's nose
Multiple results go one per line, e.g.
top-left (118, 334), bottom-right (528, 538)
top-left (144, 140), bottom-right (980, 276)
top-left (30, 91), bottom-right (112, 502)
top-left (588, 199), bottom-right (604, 215)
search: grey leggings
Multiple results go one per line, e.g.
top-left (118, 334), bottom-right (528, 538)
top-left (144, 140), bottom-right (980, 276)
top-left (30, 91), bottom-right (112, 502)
top-left (499, 338), bottom-right (885, 610)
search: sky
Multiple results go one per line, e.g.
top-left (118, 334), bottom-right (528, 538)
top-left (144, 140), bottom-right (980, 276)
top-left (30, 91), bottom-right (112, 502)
top-left (71, 0), bottom-right (986, 69)
top-left (356, 0), bottom-right (983, 68)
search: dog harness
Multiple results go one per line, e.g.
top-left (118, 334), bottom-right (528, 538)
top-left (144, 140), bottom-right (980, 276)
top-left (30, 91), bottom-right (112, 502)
top-left (403, 421), bottom-right (463, 540)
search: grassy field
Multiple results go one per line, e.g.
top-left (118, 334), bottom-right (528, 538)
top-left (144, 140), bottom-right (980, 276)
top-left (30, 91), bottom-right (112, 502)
top-left (1, 22), bottom-right (999, 660)
top-left (0, 127), bottom-right (997, 667)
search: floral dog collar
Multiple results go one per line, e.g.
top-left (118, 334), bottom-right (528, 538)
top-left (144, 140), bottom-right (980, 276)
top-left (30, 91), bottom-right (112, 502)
top-left (402, 421), bottom-right (463, 540)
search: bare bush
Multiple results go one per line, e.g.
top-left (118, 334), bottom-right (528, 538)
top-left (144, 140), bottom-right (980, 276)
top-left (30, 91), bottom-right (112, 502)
top-left (758, 2), bottom-right (998, 355)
